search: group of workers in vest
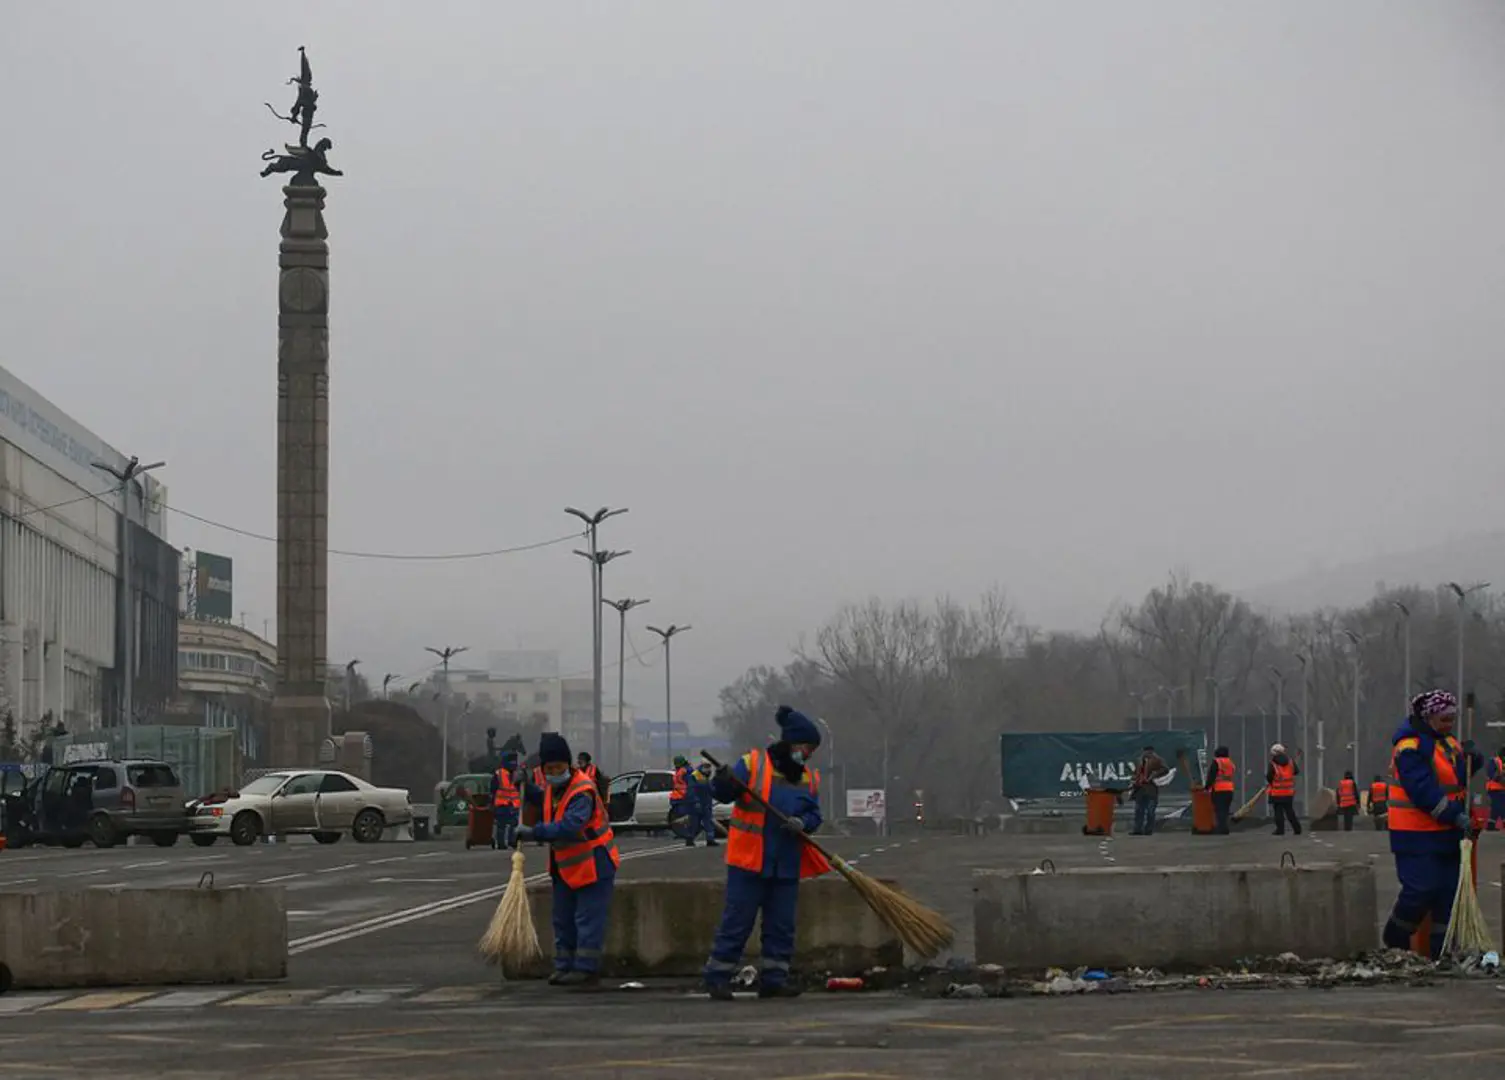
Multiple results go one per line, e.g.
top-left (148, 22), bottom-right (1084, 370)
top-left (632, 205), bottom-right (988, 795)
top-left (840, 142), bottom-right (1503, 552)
top-left (671, 755), bottom-right (718, 847)
top-left (494, 704), bottom-right (827, 995)
top-left (1203, 743), bottom-right (1301, 834)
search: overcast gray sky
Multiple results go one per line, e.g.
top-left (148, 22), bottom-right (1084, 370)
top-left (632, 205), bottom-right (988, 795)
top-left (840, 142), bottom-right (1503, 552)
top-left (5, 2), bottom-right (1505, 724)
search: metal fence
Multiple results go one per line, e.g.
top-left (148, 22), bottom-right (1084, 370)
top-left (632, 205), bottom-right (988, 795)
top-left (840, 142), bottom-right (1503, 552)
top-left (46, 726), bottom-right (239, 798)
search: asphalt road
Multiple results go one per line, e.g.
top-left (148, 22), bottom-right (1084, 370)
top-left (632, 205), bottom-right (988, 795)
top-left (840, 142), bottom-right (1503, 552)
top-left (1, 821), bottom-right (1502, 1077)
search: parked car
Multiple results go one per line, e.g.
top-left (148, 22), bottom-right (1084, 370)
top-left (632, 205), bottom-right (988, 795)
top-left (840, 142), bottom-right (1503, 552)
top-left (607, 768), bottom-right (731, 836)
top-left (187, 770), bottom-right (413, 846)
top-left (4, 759), bottom-right (187, 849)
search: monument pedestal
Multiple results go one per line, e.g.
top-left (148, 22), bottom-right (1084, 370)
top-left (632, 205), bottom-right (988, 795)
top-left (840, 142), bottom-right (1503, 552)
top-left (268, 695), bottom-right (330, 769)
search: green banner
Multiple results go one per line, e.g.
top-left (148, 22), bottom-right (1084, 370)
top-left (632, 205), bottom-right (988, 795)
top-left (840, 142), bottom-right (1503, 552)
top-left (194, 551), bottom-right (234, 621)
top-left (1000, 731), bottom-right (1208, 800)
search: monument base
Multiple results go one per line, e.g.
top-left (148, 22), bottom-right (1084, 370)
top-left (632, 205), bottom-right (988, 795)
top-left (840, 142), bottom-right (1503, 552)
top-left (268, 695), bottom-right (331, 768)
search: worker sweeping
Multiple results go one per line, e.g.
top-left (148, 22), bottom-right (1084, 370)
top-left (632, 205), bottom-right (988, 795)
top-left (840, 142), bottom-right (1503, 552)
top-left (690, 762), bottom-right (718, 848)
top-left (1266, 744), bottom-right (1301, 835)
top-left (1368, 775), bottom-right (1389, 831)
top-left (703, 704), bottom-right (828, 999)
top-left (490, 750), bottom-right (521, 850)
top-left (1486, 748), bottom-right (1505, 830)
top-left (1380, 689), bottom-right (1482, 959)
top-left (1204, 746), bottom-right (1235, 834)
top-left (1336, 771), bottom-right (1360, 832)
top-left (514, 733), bottom-right (620, 988)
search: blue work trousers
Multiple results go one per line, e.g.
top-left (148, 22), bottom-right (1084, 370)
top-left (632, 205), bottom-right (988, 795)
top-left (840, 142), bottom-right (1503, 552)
top-left (1132, 792), bottom-right (1158, 835)
top-left (551, 875), bottom-right (615, 974)
top-left (493, 807), bottom-right (518, 850)
top-left (704, 868), bottom-right (799, 989)
top-left (1489, 792), bottom-right (1505, 829)
top-left (692, 793), bottom-right (717, 843)
top-left (1382, 850), bottom-right (1462, 959)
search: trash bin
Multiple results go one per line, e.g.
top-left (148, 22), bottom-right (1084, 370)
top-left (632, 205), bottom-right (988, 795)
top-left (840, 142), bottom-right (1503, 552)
top-left (412, 815), bottom-right (430, 842)
top-left (465, 794), bottom-right (494, 850)
top-left (1189, 788), bottom-right (1215, 835)
top-left (1083, 787), bottom-right (1120, 836)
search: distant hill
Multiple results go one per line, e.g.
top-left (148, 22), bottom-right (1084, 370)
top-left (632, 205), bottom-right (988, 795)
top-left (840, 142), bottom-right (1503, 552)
top-left (1243, 532), bottom-right (1505, 614)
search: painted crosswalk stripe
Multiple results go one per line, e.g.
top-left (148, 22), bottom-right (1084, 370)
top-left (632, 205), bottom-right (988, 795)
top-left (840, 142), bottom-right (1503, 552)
top-left (409, 986), bottom-right (490, 1005)
top-left (130, 989), bottom-right (242, 1009)
top-left (316, 986), bottom-right (416, 1006)
top-left (0, 994), bottom-right (65, 1014)
top-left (221, 988), bottom-right (325, 1007)
top-left (42, 991), bottom-right (156, 1011)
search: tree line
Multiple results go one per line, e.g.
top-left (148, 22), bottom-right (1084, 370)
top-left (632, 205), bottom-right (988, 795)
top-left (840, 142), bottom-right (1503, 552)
top-left (712, 574), bottom-right (1505, 818)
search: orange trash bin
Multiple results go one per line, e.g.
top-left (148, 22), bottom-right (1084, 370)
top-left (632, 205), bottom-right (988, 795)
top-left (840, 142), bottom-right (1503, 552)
top-left (465, 793), bottom-right (495, 850)
top-left (1083, 787), bottom-right (1119, 836)
top-left (1190, 789), bottom-right (1216, 835)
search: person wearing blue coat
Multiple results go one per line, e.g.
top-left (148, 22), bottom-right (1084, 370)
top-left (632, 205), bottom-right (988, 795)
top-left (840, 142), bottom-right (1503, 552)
top-left (690, 763), bottom-right (719, 848)
top-left (703, 705), bottom-right (826, 999)
top-left (1380, 689), bottom-right (1483, 959)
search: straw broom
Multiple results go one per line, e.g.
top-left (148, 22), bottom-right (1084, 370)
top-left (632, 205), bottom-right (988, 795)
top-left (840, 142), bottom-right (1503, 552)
top-left (1232, 786), bottom-right (1266, 823)
top-left (702, 752), bottom-right (954, 959)
top-left (1442, 694), bottom-right (1493, 955)
top-left (478, 847), bottom-right (543, 972)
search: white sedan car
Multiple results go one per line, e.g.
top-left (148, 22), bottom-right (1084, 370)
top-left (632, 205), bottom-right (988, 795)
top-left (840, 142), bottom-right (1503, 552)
top-left (607, 769), bottom-right (733, 835)
top-left (187, 770), bottom-right (413, 847)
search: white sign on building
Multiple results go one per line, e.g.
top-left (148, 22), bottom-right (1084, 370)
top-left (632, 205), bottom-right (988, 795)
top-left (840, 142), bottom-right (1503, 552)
top-left (846, 788), bottom-right (887, 822)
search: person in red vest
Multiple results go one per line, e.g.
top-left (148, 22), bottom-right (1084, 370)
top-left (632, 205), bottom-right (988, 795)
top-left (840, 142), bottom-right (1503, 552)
top-left (490, 751), bottom-right (522, 849)
top-left (1204, 746), bottom-right (1236, 834)
top-left (1381, 689), bottom-right (1483, 958)
top-left (702, 705), bottom-right (828, 999)
top-left (1336, 771), bottom-right (1359, 831)
top-left (1367, 775), bottom-right (1388, 830)
top-left (1266, 743), bottom-right (1301, 835)
top-left (670, 756), bottom-right (695, 846)
top-left (1486, 748), bottom-right (1505, 829)
top-left (515, 733), bottom-right (620, 988)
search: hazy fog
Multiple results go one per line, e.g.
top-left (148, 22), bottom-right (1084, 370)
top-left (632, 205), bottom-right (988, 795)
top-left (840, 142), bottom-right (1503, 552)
top-left (5, 2), bottom-right (1505, 724)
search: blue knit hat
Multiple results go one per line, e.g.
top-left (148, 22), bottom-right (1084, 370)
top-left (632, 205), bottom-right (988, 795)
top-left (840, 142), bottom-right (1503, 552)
top-left (776, 705), bottom-right (821, 747)
top-left (539, 732), bottom-right (572, 766)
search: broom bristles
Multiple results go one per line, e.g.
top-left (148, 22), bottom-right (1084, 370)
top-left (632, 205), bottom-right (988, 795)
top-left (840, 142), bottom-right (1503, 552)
top-left (478, 849), bottom-right (542, 972)
top-left (829, 853), bottom-right (954, 959)
top-left (1232, 786), bottom-right (1267, 822)
top-left (1441, 837), bottom-right (1494, 955)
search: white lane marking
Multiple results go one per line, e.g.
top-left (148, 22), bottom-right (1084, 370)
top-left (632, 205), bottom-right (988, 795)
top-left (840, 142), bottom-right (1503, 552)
top-left (130, 989), bottom-right (241, 1009)
top-left (371, 877), bottom-right (456, 884)
top-left (316, 987), bottom-right (416, 1006)
top-left (414, 851), bottom-right (444, 859)
top-left (317, 863), bottom-right (358, 875)
top-left (0, 878), bottom-right (38, 887)
top-left (186, 854), bottom-right (229, 863)
top-left (258, 873), bottom-right (308, 884)
top-left (367, 856), bottom-right (408, 866)
top-left (289, 843), bottom-right (685, 955)
top-left (62, 868), bottom-right (109, 878)
top-left (288, 910), bottom-right (325, 918)
top-left (121, 860), bottom-right (168, 870)
top-left (0, 994), bottom-right (65, 1014)
top-left (90, 882), bottom-right (128, 889)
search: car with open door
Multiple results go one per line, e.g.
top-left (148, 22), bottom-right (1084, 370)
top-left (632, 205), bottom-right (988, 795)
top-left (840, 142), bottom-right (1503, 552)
top-left (187, 769), bottom-right (413, 846)
top-left (607, 768), bottom-right (732, 836)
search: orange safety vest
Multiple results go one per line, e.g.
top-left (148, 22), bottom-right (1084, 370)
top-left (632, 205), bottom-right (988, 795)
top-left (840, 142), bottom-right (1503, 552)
top-left (580, 763), bottom-right (598, 783)
top-left (1268, 760), bottom-right (1296, 799)
top-left (1368, 781), bottom-right (1388, 808)
top-left (493, 768), bottom-right (520, 809)
top-left (1212, 757), bottom-right (1235, 794)
top-left (542, 769), bottom-right (620, 888)
top-left (1488, 757), bottom-right (1505, 794)
top-left (1387, 735), bottom-right (1465, 833)
top-left (726, 749), bottom-right (831, 880)
top-left (671, 766), bottom-right (689, 801)
top-left (532, 766), bottom-right (545, 788)
top-left (1337, 778), bottom-right (1358, 809)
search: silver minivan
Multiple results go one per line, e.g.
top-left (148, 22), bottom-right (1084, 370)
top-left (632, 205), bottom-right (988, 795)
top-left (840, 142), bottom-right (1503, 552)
top-left (64, 758), bottom-right (189, 848)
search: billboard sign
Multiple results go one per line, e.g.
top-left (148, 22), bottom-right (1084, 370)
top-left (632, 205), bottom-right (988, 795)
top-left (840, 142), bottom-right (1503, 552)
top-left (846, 788), bottom-right (887, 821)
top-left (194, 551), bottom-right (234, 621)
top-left (1000, 730), bottom-right (1207, 801)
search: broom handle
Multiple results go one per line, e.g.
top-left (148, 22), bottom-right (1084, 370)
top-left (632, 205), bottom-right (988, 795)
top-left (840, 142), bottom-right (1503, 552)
top-left (701, 751), bottom-right (840, 864)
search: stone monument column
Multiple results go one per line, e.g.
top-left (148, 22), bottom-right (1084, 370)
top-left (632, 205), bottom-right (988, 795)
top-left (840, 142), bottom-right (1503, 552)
top-left (270, 175), bottom-right (332, 767)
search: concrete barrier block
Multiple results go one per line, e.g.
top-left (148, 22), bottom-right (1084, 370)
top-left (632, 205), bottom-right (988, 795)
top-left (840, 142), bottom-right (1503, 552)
top-left (517, 877), bottom-right (901, 977)
top-left (0, 887), bottom-right (287, 990)
top-left (974, 861), bottom-right (1377, 972)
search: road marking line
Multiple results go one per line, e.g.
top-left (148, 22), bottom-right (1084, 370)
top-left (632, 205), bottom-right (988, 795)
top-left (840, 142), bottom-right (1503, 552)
top-left (185, 854), bottom-right (229, 863)
top-left (0, 994), bottom-right (65, 1014)
top-left (288, 842), bottom-right (686, 954)
top-left (317, 863), bottom-right (358, 874)
top-left (316, 986), bottom-right (416, 1006)
top-left (41, 991), bottom-right (156, 1011)
top-left (259, 872), bottom-right (308, 884)
top-left (371, 877), bottom-right (457, 884)
top-left (220, 989), bottom-right (325, 1007)
top-left (90, 883), bottom-right (127, 889)
top-left (367, 856), bottom-right (408, 865)
top-left (414, 851), bottom-right (444, 858)
top-left (121, 860), bottom-right (168, 870)
top-left (0, 879), bottom-right (37, 887)
top-left (61, 868), bottom-right (109, 878)
top-left (409, 986), bottom-right (490, 1004)
top-left (129, 989), bottom-right (242, 1009)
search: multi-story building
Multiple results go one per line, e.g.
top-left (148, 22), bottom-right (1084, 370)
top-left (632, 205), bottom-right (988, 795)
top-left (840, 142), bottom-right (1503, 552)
top-left (0, 364), bottom-right (178, 738)
top-left (172, 618), bottom-right (276, 760)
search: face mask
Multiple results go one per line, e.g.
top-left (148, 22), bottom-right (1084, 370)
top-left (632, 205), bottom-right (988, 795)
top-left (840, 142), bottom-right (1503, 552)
top-left (546, 771), bottom-right (570, 787)
top-left (790, 750), bottom-right (808, 765)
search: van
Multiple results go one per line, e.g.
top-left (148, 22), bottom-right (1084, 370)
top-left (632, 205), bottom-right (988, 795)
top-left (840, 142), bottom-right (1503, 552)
top-left (30, 759), bottom-right (188, 848)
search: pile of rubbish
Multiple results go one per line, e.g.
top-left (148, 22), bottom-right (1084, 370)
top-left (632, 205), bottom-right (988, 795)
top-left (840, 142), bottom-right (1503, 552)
top-left (927, 948), bottom-right (1501, 999)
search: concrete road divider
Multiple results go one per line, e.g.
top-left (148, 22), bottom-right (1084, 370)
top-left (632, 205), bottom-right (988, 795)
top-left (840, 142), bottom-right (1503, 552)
top-left (0, 886), bottom-right (287, 990)
top-left (516, 877), bottom-right (901, 977)
top-left (974, 861), bottom-right (1377, 971)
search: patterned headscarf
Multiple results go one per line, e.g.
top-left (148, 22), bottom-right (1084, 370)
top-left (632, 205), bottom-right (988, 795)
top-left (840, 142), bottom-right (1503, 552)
top-left (1411, 689), bottom-right (1458, 720)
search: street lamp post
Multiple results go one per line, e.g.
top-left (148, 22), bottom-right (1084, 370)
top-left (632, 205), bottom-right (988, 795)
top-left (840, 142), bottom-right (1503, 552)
top-left (646, 624), bottom-right (690, 766)
top-left (344, 659), bottom-right (361, 713)
top-left (1130, 691), bottom-right (1146, 733)
top-left (1296, 652), bottom-right (1311, 807)
top-left (1391, 600), bottom-right (1412, 712)
top-left (1448, 582), bottom-right (1490, 742)
top-left (425, 645), bottom-right (468, 782)
top-left (1268, 666), bottom-right (1286, 745)
top-left (603, 597), bottom-right (650, 773)
top-left (1158, 685), bottom-right (1183, 730)
top-left (92, 455), bottom-right (166, 759)
top-left (566, 507), bottom-right (629, 767)
top-left (1343, 629), bottom-right (1363, 781)
top-left (816, 716), bottom-right (838, 818)
top-left (382, 673), bottom-right (399, 699)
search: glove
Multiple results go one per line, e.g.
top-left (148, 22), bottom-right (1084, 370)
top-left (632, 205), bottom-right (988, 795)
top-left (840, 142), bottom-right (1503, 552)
top-left (782, 817), bottom-right (807, 835)
top-left (515, 825), bottom-right (536, 845)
